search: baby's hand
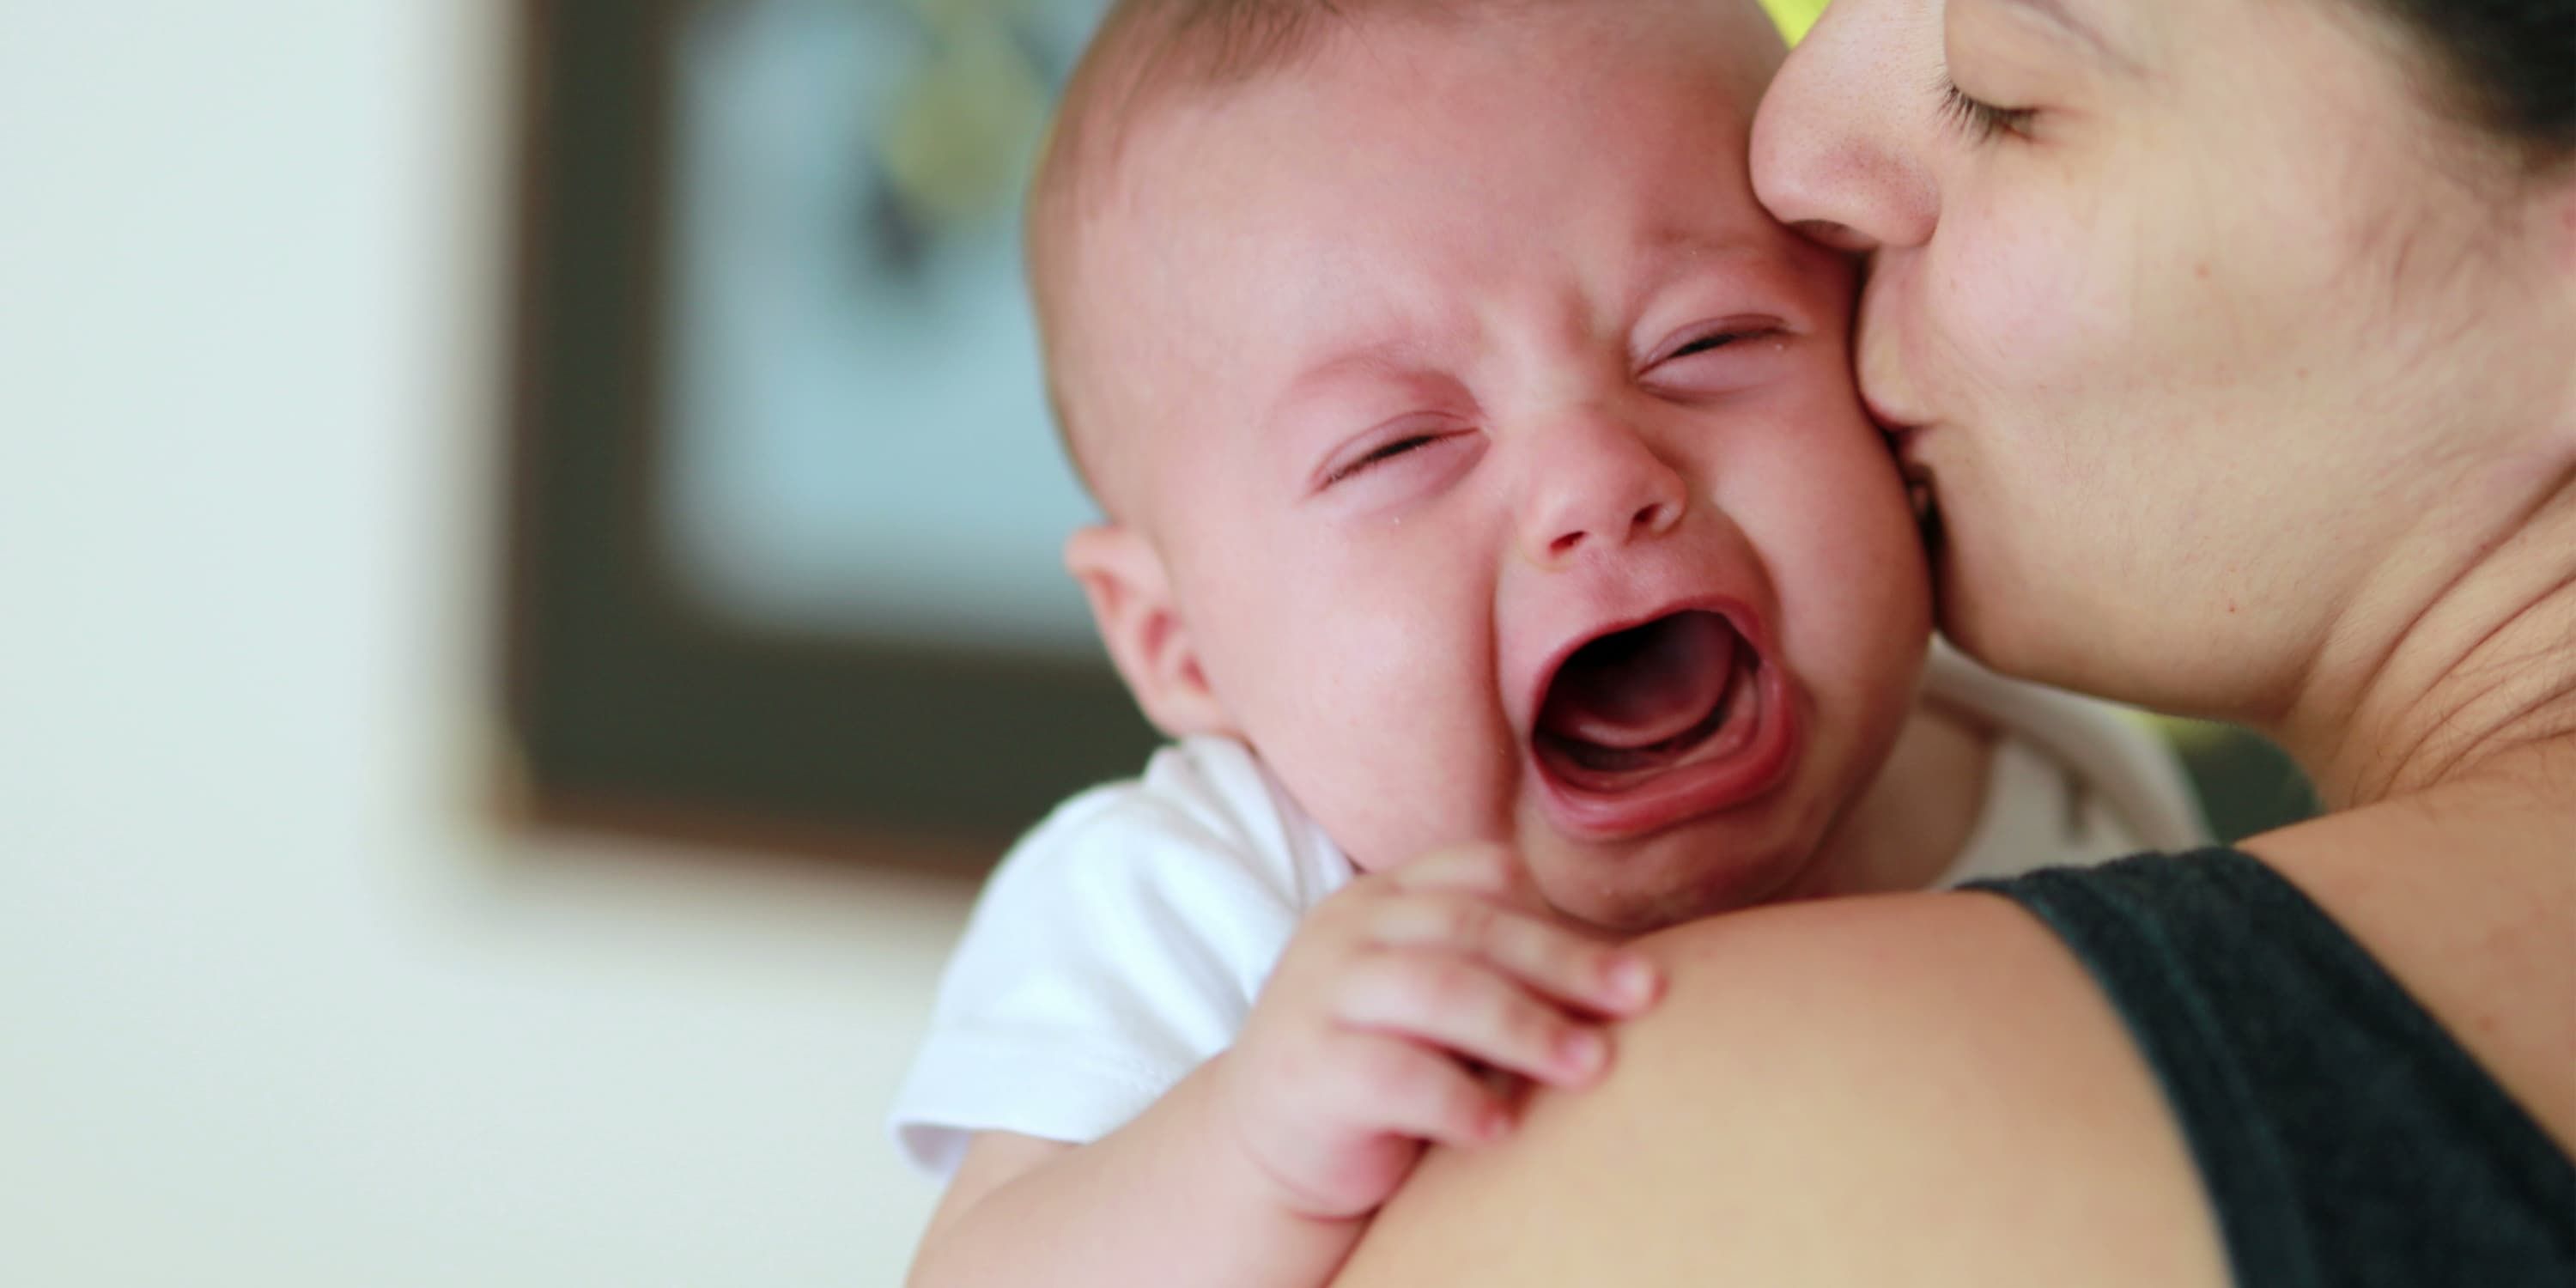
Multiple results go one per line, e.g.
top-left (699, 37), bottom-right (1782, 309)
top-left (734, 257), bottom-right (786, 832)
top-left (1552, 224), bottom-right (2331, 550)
top-left (1215, 843), bottom-right (1662, 1220)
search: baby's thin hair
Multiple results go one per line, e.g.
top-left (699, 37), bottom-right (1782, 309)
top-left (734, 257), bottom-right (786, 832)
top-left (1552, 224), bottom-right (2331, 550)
top-left (1142, 0), bottom-right (1383, 86)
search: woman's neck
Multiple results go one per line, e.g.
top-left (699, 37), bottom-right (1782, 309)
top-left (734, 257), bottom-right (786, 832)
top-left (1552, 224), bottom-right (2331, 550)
top-left (2280, 447), bottom-right (2576, 810)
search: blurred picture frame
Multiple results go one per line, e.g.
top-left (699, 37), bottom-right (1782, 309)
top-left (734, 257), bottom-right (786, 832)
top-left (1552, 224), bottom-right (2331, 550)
top-left (503, 0), bottom-right (1151, 863)
top-left (501, 0), bottom-right (2311, 865)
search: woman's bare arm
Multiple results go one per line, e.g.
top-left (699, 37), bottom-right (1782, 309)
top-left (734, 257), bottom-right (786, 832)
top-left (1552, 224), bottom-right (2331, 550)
top-left (1331, 891), bottom-right (2230, 1288)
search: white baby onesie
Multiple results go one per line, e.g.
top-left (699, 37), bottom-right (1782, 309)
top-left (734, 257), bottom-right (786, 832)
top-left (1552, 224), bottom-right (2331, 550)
top-left (887, 646), bottom-right (2208, 1177)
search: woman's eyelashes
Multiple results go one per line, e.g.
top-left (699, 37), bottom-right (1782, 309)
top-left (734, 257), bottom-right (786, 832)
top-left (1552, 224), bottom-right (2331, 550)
top-left (1937, 78), bottom-right (2037, 143)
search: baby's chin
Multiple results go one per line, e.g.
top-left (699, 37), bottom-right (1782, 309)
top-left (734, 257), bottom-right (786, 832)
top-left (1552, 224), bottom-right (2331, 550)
top-left (1517, 811), bottom-right (1838, 938)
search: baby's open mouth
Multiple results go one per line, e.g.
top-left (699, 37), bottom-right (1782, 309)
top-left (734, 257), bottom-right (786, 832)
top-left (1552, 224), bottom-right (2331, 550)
top-left (1534, 611), bottom-right (1764, 794)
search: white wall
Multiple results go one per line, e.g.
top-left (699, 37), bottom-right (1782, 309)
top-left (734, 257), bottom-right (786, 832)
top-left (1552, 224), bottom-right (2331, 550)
top-left (0, 3), bottom-right (973, 1282)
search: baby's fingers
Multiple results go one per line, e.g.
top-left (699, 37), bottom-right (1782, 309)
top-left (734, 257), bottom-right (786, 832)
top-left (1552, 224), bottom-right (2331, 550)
top-left (1338, 948), bottom-right (1613, 1087)
top-left (1368, 892), bottom-right (1659, 1018)
top-left (1388, 843), bottom-right (1540, 904)
top-left (1328, 1027), bottom-right (1517, 1147)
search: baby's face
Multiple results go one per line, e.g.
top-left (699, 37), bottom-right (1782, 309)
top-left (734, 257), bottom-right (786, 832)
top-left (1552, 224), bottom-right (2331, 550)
top-left (1076, 6), bottom-right (1929, 932)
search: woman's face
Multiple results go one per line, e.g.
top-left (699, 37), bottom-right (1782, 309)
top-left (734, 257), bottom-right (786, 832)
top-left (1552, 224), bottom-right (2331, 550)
top-left (1750, 0), bottom-right (2574, 723)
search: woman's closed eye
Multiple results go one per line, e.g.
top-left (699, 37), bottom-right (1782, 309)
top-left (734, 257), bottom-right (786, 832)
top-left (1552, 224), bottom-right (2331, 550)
top-left (1938, 78), bottom-right (2037, 143)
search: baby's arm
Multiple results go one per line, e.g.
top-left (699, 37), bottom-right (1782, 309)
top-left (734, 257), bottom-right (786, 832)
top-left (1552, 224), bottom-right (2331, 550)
top-left (906, 1074), bottom-right (1358, 1288)
top-left (905, 845), bottom-right (1662, 1288)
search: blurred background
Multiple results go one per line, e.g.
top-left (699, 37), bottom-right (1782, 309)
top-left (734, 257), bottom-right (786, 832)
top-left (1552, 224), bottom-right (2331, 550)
top-left (0, 1), bottom-right (2299, 1284)
top-left (3, 3), bottom-right (981, 1281)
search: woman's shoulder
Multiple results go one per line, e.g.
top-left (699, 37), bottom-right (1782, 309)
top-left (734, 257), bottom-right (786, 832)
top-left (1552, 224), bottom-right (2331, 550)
top-left (1339, 832), bottom-right (2576, 1287)
top-left (1336, 881), bottom-right (2231, 1288)
top-left (2248, 797), bottom-right (2576, 1160)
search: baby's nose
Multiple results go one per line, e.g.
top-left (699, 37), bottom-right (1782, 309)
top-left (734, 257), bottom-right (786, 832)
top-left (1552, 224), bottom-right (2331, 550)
top-left (1517, 418), bottom-right (1688, 567)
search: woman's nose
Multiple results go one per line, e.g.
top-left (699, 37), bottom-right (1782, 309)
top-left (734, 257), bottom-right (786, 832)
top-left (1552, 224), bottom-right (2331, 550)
top-left (1748, 0), bottom-right (1937, 253)
top-left (1517, 416), bottom-right (1690, 568)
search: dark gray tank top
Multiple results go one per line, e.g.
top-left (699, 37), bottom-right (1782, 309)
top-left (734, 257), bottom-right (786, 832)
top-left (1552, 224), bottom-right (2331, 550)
top-left (1970, 849), bottom-right (2576, 1286)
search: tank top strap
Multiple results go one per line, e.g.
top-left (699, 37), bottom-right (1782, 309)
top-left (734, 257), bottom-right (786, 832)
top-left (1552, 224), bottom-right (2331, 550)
top-left (1967, 848), bottom-right (2576, 1286)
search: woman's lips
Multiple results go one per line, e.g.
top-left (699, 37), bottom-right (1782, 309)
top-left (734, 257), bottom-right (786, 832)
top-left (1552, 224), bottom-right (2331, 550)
top-left (1891, 437), bottom-right (1943, 548)
top-left (1902, 462), bottom-right (1936, 527)
top-left (1880, 418), bottom-right (1941, 541)
top-left (1527, 606), bottom-right (1801, 841)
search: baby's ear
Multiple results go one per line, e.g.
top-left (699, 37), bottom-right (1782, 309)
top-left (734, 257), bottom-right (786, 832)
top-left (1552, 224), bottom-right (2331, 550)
top-left (1064, 525), bottom-right (1232, 739)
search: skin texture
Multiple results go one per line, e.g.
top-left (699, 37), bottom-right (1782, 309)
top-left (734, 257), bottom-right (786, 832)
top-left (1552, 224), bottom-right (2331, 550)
top-left (1340, 893), bottom-right (2235, 1288)
top-left (1060, 1), bottom-right (1938, 935)
top-left (1328, 0), bottom-right (2576, 1283)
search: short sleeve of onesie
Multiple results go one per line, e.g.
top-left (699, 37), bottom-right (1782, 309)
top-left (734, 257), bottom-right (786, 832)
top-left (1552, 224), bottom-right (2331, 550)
top-left (885, 737), bottom-right (1355, 1177)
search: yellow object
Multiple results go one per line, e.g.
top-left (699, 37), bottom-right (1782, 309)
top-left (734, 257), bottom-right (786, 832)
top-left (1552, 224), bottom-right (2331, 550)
top-left (1761, 0), bottom-right (1830, 42)
top-left (877, 18), bottom-right (1052, 226)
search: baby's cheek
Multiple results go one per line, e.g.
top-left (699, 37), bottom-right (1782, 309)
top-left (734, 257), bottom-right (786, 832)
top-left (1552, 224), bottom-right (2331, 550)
top-left (1218, 614), bottom-right (1512, 872)
top-left (1297, 693), bottom-right (1521, 875)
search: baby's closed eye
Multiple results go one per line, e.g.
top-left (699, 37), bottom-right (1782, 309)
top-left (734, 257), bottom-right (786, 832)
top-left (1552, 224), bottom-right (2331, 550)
top-left (1317, 415), bottom-right (1481, 492)
top-left (1639, 319), bottom-right (1794, 398)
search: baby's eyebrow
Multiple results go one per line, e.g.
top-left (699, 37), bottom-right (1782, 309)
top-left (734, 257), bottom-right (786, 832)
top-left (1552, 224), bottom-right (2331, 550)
top-left (1629, 228), bottom-right (1784, 284)
top-left (1635, 228), bottom-right (1761, 265)
top-left (1258, 340), bottom-right (1461, 452)
top-left (1274, 340), bottom-right (1433, 407)
top-left (1623, 231), bottom-right (1807, 318)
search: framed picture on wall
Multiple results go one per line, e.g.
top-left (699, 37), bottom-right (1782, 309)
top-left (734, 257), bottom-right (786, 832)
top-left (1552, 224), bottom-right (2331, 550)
top-left (506, 0), bottom-right (1149, 863)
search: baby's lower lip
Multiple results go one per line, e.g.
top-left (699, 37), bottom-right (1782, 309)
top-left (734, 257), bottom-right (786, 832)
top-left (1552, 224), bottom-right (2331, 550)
top-left (1529, 650), bottom-right (1799, 841)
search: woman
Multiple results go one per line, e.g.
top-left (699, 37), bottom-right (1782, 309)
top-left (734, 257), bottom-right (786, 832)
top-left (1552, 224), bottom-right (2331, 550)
top-left (1333, 0), bottom-right (2575, 1283)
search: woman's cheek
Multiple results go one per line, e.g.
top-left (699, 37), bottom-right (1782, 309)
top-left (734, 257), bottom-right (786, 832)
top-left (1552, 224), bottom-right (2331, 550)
top-left (1937, 214), bottom-right (2119, 410)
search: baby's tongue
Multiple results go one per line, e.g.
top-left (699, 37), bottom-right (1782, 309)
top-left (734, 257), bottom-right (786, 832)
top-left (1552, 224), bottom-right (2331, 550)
top-left (1538, 613), bottom-right (1737, 750)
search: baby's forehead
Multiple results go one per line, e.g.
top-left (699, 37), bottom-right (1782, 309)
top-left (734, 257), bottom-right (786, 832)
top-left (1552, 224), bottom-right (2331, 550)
top-left (1051, 0), bottom-right (1777, 269)
top-left (1042, 0), bottom-right (1787, 509)
top-left (1095, 73), bottom-right (1775, 314)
